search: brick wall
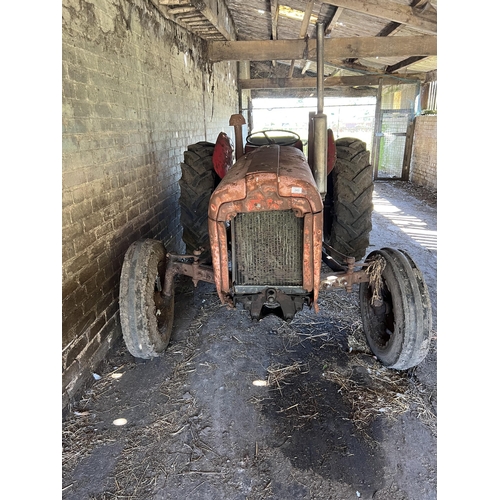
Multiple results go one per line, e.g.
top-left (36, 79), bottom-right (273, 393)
top-left (410, 115), bottom-right (437, 190)
top-left (62, 0), bottom-right (238, 408)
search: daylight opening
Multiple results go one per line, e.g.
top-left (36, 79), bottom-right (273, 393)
top-left (251, 96), bottom-right (376, 155)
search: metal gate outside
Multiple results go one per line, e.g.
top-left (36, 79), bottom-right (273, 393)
top-left (372, 82), bottom-right (419, 180)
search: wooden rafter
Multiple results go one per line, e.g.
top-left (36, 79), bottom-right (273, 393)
top-left (288, 0), bottom-right (315, 78)
top-left (271, 0), bottom-right (279, 40)
top-left (156, 0), bottom-right (236, 40)
top-left (376, 21), bottom-right (403, 37)
top-left (386, 56), bottom-right (427, 73)
top-left (325, 5), bottom-right (344, 34)
top-left (321, 0), bottom-right (437, 34)
top-left (337, 1), bottom-right (435, 75)
top-left (270, 0), bottom-right (279, 67)
top-left (168, 6), bottom-right (197, 15)
top-left (321, 59), bottom-right (387, 75)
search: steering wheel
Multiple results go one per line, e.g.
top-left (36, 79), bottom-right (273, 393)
top-left (246, 129), bottom-right (301, 147)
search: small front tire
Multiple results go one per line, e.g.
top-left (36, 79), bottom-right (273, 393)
top-left (119, 239), bottom-right (175, 359)
top-left (359, 248), bottom-right (432, 370)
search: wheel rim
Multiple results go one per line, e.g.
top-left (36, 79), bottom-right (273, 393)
top-left (153, 259), bottom-right (173, 341)
top-left (363, 279), bottom-right (395, 350)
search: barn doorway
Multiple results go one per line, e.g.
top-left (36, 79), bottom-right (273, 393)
top-left (372, 82), bottom-right (420, 180)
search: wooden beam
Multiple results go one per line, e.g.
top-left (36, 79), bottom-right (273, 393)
top-left (349, 0), bottom-right (428, 66)
top-left (424, 69), bottom-right (437, 83)
top-left (323, 59), bottom-right (387, 75)
top-left (376, 21), bottom-right (403, 37)
top-left (210, 39), bottom-right (303, 62)
top-left (239, 73), bottom-right (424, 89)
top-left (299, 1), bottom-right (315, 38)
top-left (208, 36), bottom-right (437, 62)
top-left (288, 0), bottom-right (315, 78)
top-left (270, 0), bottom-right (279, 67)
top-left (197, 1), bottom-right (233, 40)
top-left (375, 0), bottom-right (432, 37)
top-left (168, 7), bottom-right (197, 15)
top-left (157, 0), bottom-right (236, 41)
top-left (271, 0), bottom-right (279, 40)
top-left (326, 6), bottom-right (344, 34)
top-left (386, 56), bottom-right (427, 73)
top-left (321, 0), bottom-right (436, 34)
top-left (253, 86), bottom-right (378, 98)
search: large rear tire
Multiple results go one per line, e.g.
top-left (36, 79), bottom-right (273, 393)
top-left (328, 137), bottom-right (373, 261)
top-left (359, 248), bottom-right (432, 370)
top-left (119, 239), bottom-right (174, 359)
top-left (179, 142), bottom-right (217, 253)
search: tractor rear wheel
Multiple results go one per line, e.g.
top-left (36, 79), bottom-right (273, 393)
top-left (328, 137), bottom-right (373, 261)
top-left (179, 142), bottom-right (217, 254)
top-left (359, 248), bottom-right (432, 370)
top-left (119, 239), bottom-right (174, 359)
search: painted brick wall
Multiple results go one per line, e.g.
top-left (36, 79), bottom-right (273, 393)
top-left (62, 0), bottom-right (238, 408)
top-left (410, 115), bottom-right (437, 190)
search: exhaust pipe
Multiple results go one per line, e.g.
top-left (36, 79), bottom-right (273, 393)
top-left (313, 22), bottom-right (327, 199)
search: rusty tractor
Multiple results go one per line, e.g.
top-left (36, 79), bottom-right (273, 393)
top-left (119, 22), bottom-right (431, 370)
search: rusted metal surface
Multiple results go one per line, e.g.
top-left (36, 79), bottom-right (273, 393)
top-left (320, 251), bottom-right (371, 292)
top-left (208, 144), bottom-right (323, 310)
top-left (242, 288), bottom-right (306, 321)
top-left (229, 114), bottom-right (246, 161)
top-left (320, 269), bottom-right (370, 292)
top-left (244, 139), bottom-right (303, 155)
top-left (163, 253), bottom-right (215, 295)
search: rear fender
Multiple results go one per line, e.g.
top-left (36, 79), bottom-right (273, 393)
top-left (213, 132), bottom-right (233, 179)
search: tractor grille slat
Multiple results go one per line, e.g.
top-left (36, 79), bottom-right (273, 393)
top-left (233, 210), bottom-right (303, 286)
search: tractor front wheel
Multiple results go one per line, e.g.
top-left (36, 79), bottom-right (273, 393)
top-left (119, 239), bottom-right (175, 359)
top-left (359, 248), bottom-right (432, 370)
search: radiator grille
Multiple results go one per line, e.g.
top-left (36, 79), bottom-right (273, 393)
top-left (233, 210), bottom-right (303, 286)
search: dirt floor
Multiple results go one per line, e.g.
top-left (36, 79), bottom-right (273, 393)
top-left (62, 180), bottom-right (437, 500)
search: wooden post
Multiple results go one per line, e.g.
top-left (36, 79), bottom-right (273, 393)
top-left (238, 60), bottom-right (251, 123)
top-left (372, 78), bottom-right (384, 180)
top-left (401, 119), bottom-right (415, 181)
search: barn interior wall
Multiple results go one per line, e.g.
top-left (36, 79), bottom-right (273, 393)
top-left (410, 115), bottom-right (437, 190)
top-left (62, 0), bottom-right (238, 408)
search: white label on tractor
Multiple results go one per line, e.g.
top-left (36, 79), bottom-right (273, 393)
top-left (291, 187), bottom-right (302, 194)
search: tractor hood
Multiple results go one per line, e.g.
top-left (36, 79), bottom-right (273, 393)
top-left (207, 144), bottom-right (324, 311)
top-left (208, 144), bottom-right (323, 221)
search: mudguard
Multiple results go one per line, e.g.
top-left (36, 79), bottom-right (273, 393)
top-left (213, 132), bottom-right (233, 179)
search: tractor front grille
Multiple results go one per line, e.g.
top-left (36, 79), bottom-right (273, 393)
top-left (233, 210), bottom-right (303, 287)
